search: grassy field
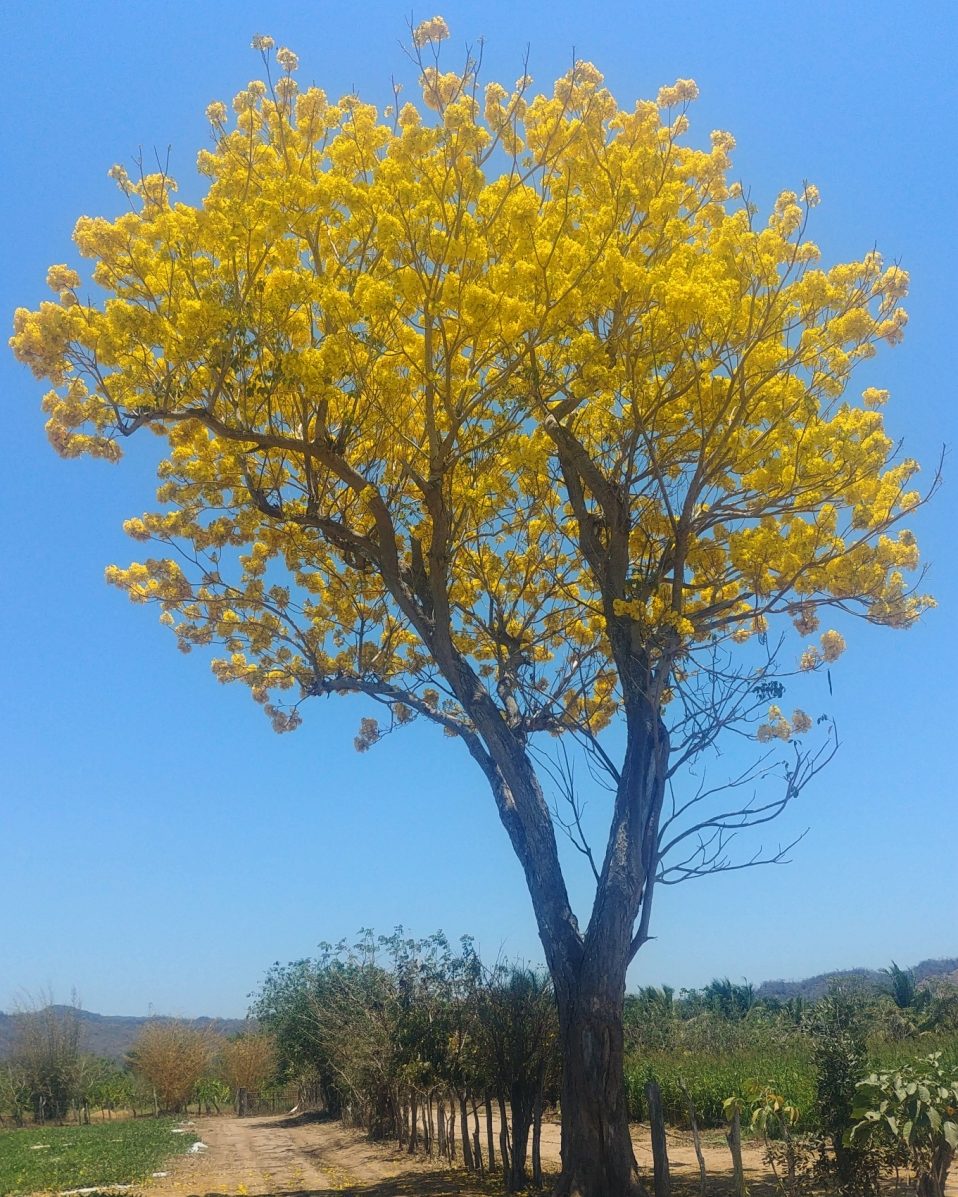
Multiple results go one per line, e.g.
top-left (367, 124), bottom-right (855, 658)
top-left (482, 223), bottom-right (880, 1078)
top-left (0, 1117), bottom-right (197, 1195)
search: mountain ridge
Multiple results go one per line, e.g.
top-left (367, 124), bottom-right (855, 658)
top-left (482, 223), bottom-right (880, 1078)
top-left (0, 1006), bottom-right (252, 1061)
top-left (754, 956), bottom-right (958, 1002)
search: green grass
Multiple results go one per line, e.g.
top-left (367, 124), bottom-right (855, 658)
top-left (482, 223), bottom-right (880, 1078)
top-left (0, 1117), bottom-right (197, 1195)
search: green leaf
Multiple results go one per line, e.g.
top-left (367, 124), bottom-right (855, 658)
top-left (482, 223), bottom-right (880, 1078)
top-left (943, 1121), bottom-right (958, 1150)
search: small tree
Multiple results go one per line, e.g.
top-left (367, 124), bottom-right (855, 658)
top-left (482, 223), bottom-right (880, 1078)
top-left (0, 1060), bottom-right (30, 1126)
top-left (11, 1000), bottom-right (83, 1123)
top-left (474, 964), bottom-right (559, 1189)
top-left (808, 991), bottom-right (879, 1197)
top-left (222, 1032), bottom-right (279, 1114)
top-left (129, 1021), bottom-right (219, 1113)
top-left (744, 1083), bottom-right (814, 1197)
top-left (12, 19), bottom-right (936, 1194)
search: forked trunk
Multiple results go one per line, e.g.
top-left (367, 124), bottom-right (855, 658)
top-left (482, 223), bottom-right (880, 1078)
top-left (554, 976), bottom-right (641, 1197)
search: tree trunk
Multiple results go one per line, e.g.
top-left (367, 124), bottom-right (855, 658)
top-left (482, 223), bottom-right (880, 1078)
top-left (437, 1097), bottom-right (447, 1158)
top-left (553, 977), bottom-right (641, 1197)
top-left (471, 1096), bottom-right (483, 1172)
top-left (498, 1090), bottom-right (511, 1179)
top-left (485, 1092), bottom-right (496, 1173)
top-left (459, 1093), bottom-right (474, 1170)
top-left (451, 628), bottom-right (667, 1196)
top-left (532, 1088), bottom-right (543, 1187)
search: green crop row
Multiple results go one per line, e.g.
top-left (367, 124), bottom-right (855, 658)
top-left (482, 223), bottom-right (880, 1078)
top-left (0, 1116), bottom-right (197, 1196)
top-left (626, 1044), bottom-right (816, 1128)
top-left (625, 1030), bottom-right (958, 1130)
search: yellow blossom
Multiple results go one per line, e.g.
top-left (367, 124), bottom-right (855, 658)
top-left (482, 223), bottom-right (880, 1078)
top-left (820, 630), bottom-right (846, 663)
top-left (412, 16), bottom-right (450, 47)
top-left (657, 78), bottom-right (699, 107)
top-left (45, 264), bottom-right (80, 292)
top-left (800, 647), bottom-right (821, 671)
top-left (792, 709), bottom-right (813, 734)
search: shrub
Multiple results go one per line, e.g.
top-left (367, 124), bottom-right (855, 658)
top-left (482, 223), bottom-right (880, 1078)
top-left (129, 1022), bottom-right (220, 1113)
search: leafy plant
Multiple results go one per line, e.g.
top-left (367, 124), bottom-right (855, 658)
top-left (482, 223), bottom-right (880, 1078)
top-left (849, 1052), bottom-right (958, 1197)
top-left (741, 1084), bottom-right (815, 1197)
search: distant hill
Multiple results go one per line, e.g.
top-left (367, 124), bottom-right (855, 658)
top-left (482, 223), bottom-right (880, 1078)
top-left (3, 956), bottom-right (955, 1060)
top-left (755, 957), bottom-right (958, 1002)
top-left (0, 1006), bottom-right (252, 1061)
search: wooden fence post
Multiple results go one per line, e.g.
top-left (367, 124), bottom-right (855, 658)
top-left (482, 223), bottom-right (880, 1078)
top-left (726, 1107), bottom-right (748, 1197)
top-left (680, 1080), bottom-right (707, 1197)
top-left (645, 1079), bottom-right (672, 1197)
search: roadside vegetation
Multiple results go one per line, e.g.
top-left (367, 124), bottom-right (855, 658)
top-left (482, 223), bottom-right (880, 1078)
top-left (251, 935), bottom-right (958, 1194)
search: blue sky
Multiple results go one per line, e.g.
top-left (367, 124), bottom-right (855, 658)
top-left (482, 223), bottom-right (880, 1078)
top-left (1, 0), bottom-right (955, 1019)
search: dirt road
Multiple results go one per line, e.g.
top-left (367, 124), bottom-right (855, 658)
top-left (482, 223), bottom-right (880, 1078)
top-left (147, 1111), bottom-right (779, 1197)
top-left (146, 1112), bottom-right (958, 1197)
top-left (148, 1112), bottom-right (494, 1195)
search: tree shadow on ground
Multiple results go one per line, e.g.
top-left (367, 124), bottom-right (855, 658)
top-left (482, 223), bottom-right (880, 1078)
top-left (182, 1176), bottom-right (788, 1197)
top-left (187, 1176), bottom-right (500, 1197)
top-left (180, 1163), bottom-right (800, 1197)
top-left (247, 1109), bottom-right (334, 1130)
top-left (185, 1162), bottom-right (522, 1196)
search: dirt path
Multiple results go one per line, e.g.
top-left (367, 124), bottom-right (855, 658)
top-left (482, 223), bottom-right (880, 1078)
top-left (147, 1112), bottom-right (780, 1197)
top-left (148, 1115), bottom-right (335, 1195)
top-left (146, 1112), bottom-right (958, 1197)
top-left (147, 1113), bottom-right (492, 1195)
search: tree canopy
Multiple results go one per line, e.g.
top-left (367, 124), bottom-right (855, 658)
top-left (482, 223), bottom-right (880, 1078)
top-left (12, 30), bottom-right (928, 745)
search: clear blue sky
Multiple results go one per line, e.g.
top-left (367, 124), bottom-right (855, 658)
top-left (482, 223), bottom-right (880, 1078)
top-left (2, 0), bottom-right (955, 1019)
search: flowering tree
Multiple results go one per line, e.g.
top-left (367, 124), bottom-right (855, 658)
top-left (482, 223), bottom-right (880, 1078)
top-left (12, 20), bottom-right (933, 1195)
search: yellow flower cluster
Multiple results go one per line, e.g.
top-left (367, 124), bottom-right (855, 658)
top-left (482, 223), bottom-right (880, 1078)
top-left (757, 706), bottom-right (814, 742)
top-left (412, 16), bottom-right (450, 47)
top-left (656, 78), bottom-right (699, 107)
